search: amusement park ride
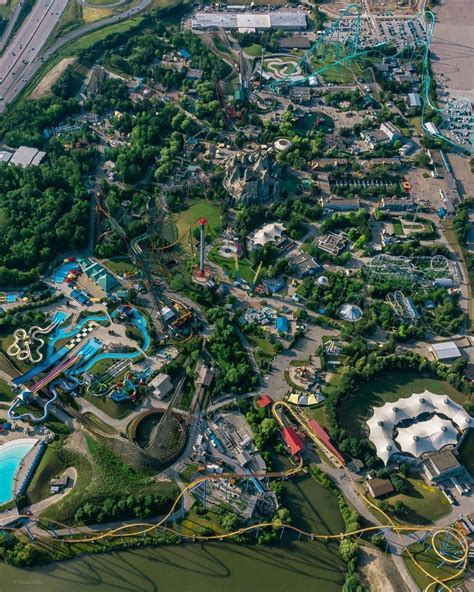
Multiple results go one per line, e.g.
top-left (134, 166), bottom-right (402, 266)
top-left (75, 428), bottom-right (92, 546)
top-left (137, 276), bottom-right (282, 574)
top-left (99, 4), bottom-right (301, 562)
top-left (267, 4), bottom-right (472, 153)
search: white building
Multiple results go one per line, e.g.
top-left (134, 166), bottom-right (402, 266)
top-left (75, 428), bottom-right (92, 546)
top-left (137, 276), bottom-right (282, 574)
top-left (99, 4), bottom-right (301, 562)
top-left (249, 222), bottom-right (286, 250)
top-left (191, 10), bottom-right (307, 33)
top-left (431, 341), bottom-right (462, 361)
top-left (379, 122), bottom-right (402, 143)
top-left (366, 391), bottom-right (472, 465)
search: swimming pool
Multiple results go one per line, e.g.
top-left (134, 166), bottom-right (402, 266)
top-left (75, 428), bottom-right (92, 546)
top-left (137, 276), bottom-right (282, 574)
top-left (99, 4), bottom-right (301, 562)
top-left (0, 439), bottom-right (38, 504)
top-left (53, 262), bottom-right (78, 284)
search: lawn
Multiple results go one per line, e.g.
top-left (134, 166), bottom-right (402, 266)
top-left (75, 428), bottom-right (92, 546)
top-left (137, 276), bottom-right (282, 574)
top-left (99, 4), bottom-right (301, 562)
top-left (43, 435), bottom-right (178, 524)
top-left (179, 507), bottom-right (225, 537)
top-left (336, 371), bottom-right (470, 439)
top-left (26, 440), bottom-right (92, 506)
top-left (82, 6), bottom-right (114, 24)
top-left (102, 257), bottom-right (136, 275)
top-left (208, 246), bottom-right (255, 284)
top-left (372, 473), bottom-right (451, 525)
top-left (392, 220), bottom-right (404, 236)
top-left (83, 392), bottom-right (137, 420)
top-left (0, 377), bottom-right (14, 401)
top-left (60, 16), bottom-right (144, 57)
top-left (404, 540), bottom-right (466, 591)
top-left (243, 43), bottom-right (263, 57)
top-left (174, 199), bottom-right (222, 241)
top-left (247, 334), bottom-right (276, 369)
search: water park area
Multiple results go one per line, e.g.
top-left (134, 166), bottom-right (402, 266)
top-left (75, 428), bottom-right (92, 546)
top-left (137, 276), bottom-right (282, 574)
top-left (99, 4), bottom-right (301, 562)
top-left (0, 438), bottom-right (39, 504)
top-left (5, 302), bottom-right (158, 425)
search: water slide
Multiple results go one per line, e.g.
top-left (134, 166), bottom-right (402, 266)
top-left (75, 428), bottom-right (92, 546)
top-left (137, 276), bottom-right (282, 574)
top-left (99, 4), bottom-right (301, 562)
top-left (7, 311), bottom-right (67, 364)
top-left (12, 346), bottom-right (70, 387)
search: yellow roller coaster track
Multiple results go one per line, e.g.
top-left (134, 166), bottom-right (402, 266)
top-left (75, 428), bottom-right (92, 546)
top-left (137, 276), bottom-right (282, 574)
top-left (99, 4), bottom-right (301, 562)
top-left (6, 405), bottom-right (469, 591)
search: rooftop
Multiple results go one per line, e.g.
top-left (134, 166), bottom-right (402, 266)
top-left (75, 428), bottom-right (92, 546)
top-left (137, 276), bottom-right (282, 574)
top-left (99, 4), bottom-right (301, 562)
top-left (432, 341), bottom-right (462, 360)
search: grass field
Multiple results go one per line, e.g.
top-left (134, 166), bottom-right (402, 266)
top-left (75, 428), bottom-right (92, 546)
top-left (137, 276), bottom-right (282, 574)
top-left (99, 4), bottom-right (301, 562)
top-left (336, 371), bottom-right (470, 439)
top-left (372, 473), bottom-right (451, 525)
top-left (243, 43), bottom-right (263, 57)
top-left (61, 16), bottom-right (144, 57)
top-left (179, 507), bottom-right (225, 537)
top-left (83, 391), bottom-right (136, 420)
top-left (102, 257), bottom-right (136, 275)
top-left (82, 6), bottom-right (114, 23)
top-left (247, 334), bottom-right (275, 369)
top-left (392, 220), bottom-right (404, 236)
top-left (404, 540), bottom-right (465, 591)
top-left (42, 435), bottom-right (178, 524)
top-left (208, 247), bottom-right (255, 284)
top-left (0, 0), bottom-right (19, 19)
top-left (26, 440), bottom-right (91, 506)
top-left (174, 200), bottom-right (222, 240)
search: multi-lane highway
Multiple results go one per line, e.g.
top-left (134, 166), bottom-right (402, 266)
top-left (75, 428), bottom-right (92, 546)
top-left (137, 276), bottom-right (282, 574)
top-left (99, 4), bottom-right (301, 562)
top-left (0, 0), bottom-right (68, 108)
top-left (0, 0), bottom-right (25, 54)
top-left (0, 0), bottom-right (151, 113)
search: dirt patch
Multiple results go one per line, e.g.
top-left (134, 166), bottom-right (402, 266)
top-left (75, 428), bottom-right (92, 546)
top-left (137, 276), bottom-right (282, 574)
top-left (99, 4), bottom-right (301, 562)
top-left (30, 57), bottom-right (78, 99)
top-left (359, 547), bottom-right (409, 592)
top-left (65, 422), bottom-right (91, 459)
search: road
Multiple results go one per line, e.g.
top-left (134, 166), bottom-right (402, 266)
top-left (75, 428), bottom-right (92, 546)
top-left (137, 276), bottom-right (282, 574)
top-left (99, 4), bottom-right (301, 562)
top-left (0, 0), bottom-right (68, 106)
top-left (0, 0), bottom-right (151, 112)
top-left (0, 0), bottom-right (25, 54)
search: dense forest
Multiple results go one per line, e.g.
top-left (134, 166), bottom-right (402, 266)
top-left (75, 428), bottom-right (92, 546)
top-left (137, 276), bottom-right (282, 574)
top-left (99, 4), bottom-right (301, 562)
top-left (0, 153), bottom-right (93, 284)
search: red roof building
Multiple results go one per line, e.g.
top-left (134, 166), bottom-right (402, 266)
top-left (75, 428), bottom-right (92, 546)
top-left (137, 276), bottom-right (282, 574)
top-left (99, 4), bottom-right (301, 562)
top-left (256, 394), bottom-right (272, 409)
top-left (307, 419), bottom-right (345, 465)
top-left (282, 426), bottom-right (304, 456)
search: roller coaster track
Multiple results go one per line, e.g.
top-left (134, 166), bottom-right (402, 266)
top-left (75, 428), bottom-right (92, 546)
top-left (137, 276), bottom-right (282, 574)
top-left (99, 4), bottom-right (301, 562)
top-left (6, 406), bottom-right (469, 590)
top-left (267, 4), bottom-right (471, 153)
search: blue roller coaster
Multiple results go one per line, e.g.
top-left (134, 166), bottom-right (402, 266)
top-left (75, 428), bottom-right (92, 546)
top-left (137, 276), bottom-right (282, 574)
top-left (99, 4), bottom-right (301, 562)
top-left (267, 4), bottom-right (472, 153)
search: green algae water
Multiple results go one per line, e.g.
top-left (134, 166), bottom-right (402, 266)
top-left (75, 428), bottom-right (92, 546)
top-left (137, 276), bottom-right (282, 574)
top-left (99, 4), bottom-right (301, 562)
top-left (0, 470), bottom-right (347, 592)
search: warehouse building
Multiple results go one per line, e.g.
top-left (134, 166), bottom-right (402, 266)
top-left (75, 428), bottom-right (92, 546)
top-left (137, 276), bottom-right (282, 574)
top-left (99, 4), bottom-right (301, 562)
top-left (191, 10), bottom-right (307, 32)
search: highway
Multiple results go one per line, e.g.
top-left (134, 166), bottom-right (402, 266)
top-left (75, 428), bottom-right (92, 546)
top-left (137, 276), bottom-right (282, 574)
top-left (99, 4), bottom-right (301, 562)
top-left (0, 0), bottom-right (25, 54)
top-left (0, 0), bottom-right (151, 113)
top-left (0, 0), bottom-right (68, 107)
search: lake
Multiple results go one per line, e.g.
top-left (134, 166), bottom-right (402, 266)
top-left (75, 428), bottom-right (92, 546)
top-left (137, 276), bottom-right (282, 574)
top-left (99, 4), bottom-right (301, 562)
top-left (0, 470), bottom-right (347, 592)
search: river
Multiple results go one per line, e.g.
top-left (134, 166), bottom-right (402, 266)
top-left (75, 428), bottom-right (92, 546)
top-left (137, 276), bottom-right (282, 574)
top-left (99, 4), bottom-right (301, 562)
top-left (1, 470), bottom-right (347, 592)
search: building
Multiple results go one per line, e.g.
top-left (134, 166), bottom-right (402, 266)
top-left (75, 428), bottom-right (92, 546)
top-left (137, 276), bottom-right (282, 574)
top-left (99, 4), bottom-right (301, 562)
top-left (282, 426), bottom-right (304, 456)
top-left (431, 341), bottom-right (462, 362)
top-left (279, 36), bottom-right (311, 50)
top-left (249, 222), bottom-right (286, 250)
top-left (407, 92), bottom-right (421, 108)
top-left (379, 195), bottom-right (416, 212)
top-left (380, 122), bottom-right (402, 143)
top-left (149, 373), bottom-right (174, 399)
top-left (84, 66), bottom-right (106, 99)
top-left (82, 260), bottom-right (119, 296)
top-left (422, 450), bottom-right (466, 484)
top-left (196, 364), bottom-right (214, 389)
top-left (223, 151), bottom-right (282, 204)
top-left (290, 86), bottom-right (311, 103)
top-left (257, 394), bottom-right (272, 409)
top-left (361, 129), bottom-right (390, 149)
top-left (315, 231), bottom-right (347, 255)
top-left (191, 10), bottom-right (307, 32)
top-left (320, 197), bottom-right (360, 212)
top-left (366, 391), bottom-right (472, 465)
top-left (425, 121), bottom-right (440, 136)
top-left (10, 146), bottom-right (46, 167)
top-left (366, 478), bottom-right (394, 499)
top-left (0, 150), bottom-right (13, 164)
top-left (291, 253), bottom-right (320, 278)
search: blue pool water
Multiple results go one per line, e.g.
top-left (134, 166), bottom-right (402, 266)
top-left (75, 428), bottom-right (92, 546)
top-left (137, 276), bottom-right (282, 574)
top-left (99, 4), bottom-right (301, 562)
top-left (48, 314), bottom-right (109, 356)
top-left (53, 262), bottom-right (78, 284)
top-left (6, 294), bottom-right (16, 303)
top-left (0, 439), bottom-right (37, 504)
